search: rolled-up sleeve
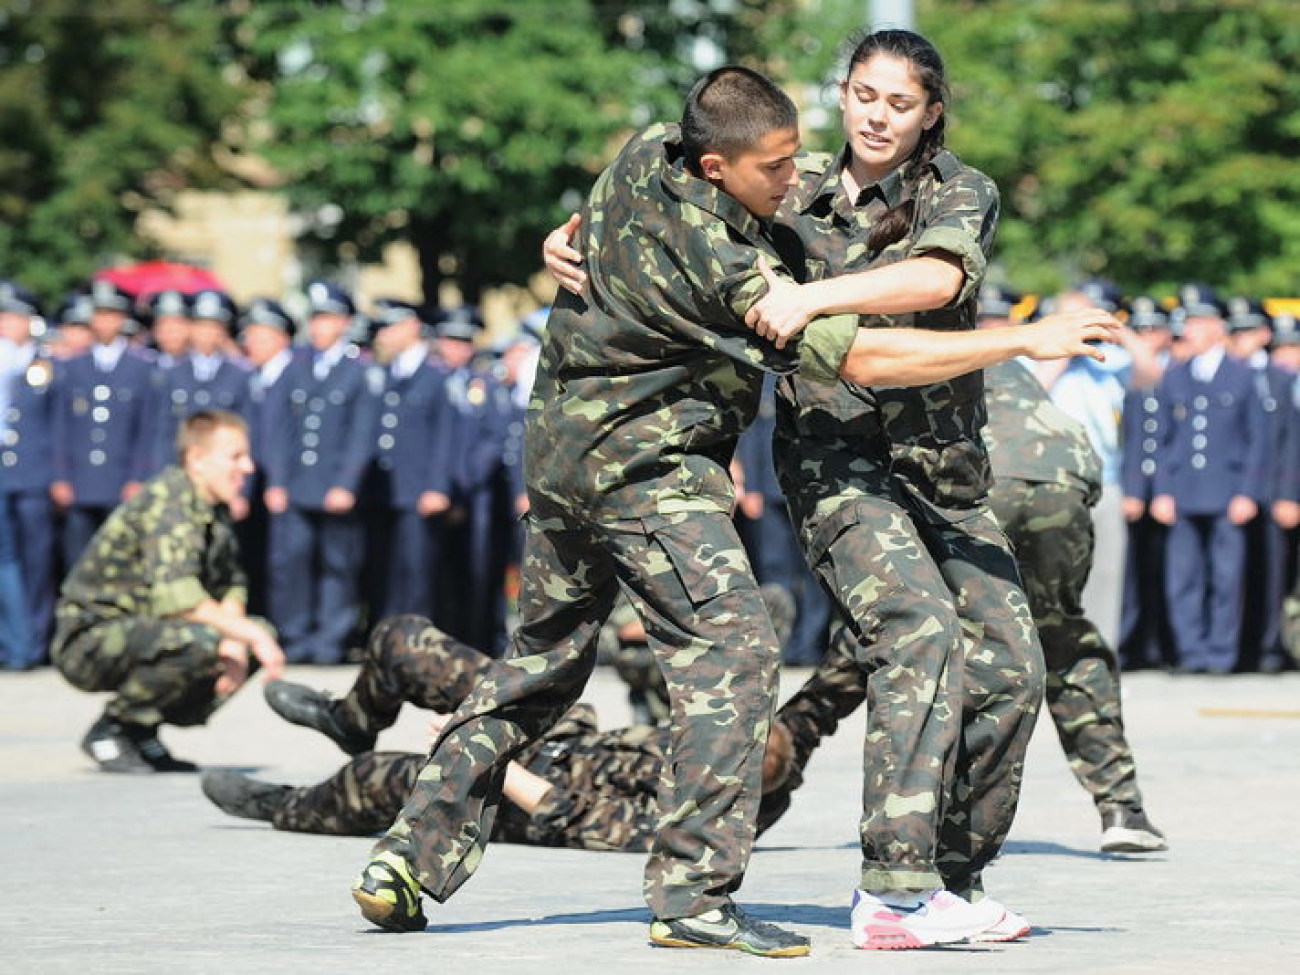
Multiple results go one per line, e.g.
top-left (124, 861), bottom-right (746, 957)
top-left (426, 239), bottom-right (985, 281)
top-left (908, 171), bottom-right (999, 307)
top-left (796, 313), bottom-right (859, 384)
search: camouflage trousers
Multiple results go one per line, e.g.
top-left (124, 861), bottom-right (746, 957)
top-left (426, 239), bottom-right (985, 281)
top-left (333, 614), bottom-right (495, 740)
top-left (51, 615), bottom-right (228, 728)
top-left (372, 499), bottom-right (782, 920)
top-left (988, 479), bottom-right (1144, 814)
top-left (275, 721), bottom-right (667, 853)
top-left (780, 482), bottom-right (1044, 897)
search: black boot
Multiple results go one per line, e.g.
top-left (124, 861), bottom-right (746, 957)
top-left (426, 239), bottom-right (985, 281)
top-left (263, 680), bottom-right (375, 755)
top-left (81, 715), bottom-right (155, 774)
top-left (201, 770), bottom-right (293, 823)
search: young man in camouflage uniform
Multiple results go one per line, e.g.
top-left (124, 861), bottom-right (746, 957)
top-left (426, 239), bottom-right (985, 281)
top-left (353, 67), bottom-right (1110, 956)
top-left (51, 410), bottom-right (285, 773)
top-left (978, 288), bottom-right (1167, 854)
top-left (201, 614), bottom-right (791, 852)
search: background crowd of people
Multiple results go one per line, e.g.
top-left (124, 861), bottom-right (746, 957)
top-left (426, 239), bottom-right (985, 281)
top-left (0, 273), bottom-right (1297, 677)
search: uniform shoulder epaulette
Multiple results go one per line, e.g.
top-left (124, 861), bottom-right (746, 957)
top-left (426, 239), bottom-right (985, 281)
top-left (930, 150), bottom-right (963, 181)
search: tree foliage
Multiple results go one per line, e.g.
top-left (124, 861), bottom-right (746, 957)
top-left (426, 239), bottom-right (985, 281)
top-left (920, 0), bottom-right (1300, 295)
top-left (0, 0), bottom-right (245, 300)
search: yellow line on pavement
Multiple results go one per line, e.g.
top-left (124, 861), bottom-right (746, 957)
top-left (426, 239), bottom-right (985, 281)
top-left (1199, 708), bottom-right (1300, 719)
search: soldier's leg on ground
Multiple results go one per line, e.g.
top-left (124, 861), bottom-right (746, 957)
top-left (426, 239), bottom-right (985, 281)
top-left (920, 501), bottom-right (1044, 898)
top-left (332, 614), bottom-right (496, 738)
top-left (611, 508), bottom-right (781, 920)
top-left (1207, 514), bottom-right (1247, 672)
top-left (1165, 515), bottom-right (1209, 669)
top-left (276, 752), bottom-right (423, 836)
top-left (369, 510), bottom-right (618, 902)
top-left (991, 481), bottom-right (1144, 815)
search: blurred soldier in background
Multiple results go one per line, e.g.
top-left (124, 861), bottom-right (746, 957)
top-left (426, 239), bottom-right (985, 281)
top-left (51, 410), bottom-right (284, 773)
top-left (0, 282), bottom-right (57, 667)
top-left (1226, 297), bottom-right (1291, 671)
top-left (361, 299), bottom-right (454, 623)
top-left (1118, 297), bottom-right (1177, 670)
top-left (144, 290), bottom-right (251, 492)
top-left (1268, 315), bottom-right (1300, 666)
top-left (143, 289), bottom-right (191, 368)
top-left (264, 281), bottom-right (378, 664)
top-left (977, 285), bottom-right (1166, 852)
top-left (50, 279), bottom-right (156, 567)
top-left (1151, 285), bottom-right (1268, 673)
top-left (237, 298), bottom-right (297, 619)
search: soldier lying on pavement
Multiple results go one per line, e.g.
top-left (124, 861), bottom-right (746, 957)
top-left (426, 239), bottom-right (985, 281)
top-left (201, 614), bottom-right (796, 851)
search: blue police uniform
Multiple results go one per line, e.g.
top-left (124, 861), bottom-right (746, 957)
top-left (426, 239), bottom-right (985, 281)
top-left (735, 376), bottom-right (830, 665)
top-left (1, 282), bottom-right (56, 666)
top-left (1154, 337), bottom-right (1269, 673)
top-left (361, 301), bottom-right (456, 621)
top-left (438, 358), bottom-right (512, 656)
top-left (51, 281), bottom-right (157, 567)
top-left (238, 298), bottom-right (297, 620)
top-left (1117, 298), bottom-right (1176, 670)
top-left (264, 284), bottom-right (379, 664)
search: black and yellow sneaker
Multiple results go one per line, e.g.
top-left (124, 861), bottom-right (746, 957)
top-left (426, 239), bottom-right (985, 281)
top-left (649, 902), bottom-right (810, 957)
top-left (352, 852), bottom-right (427, 932)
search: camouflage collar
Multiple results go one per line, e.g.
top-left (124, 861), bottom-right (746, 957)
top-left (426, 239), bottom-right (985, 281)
top-left (166, 465), bottom-right (218, 524)
top-left (800, 145), bottom-right (962, 218)
top-left (656, 124), bottom-right (770, 242)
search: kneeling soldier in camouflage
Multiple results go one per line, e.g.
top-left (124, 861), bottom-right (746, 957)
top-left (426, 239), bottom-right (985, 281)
top-left (52, 410), bottom-right (285, 773)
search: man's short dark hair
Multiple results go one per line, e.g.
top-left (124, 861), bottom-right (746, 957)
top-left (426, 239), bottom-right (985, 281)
top-left (176, 409), bottom-right (248, 463)
top-left (681, 66), bottom-right (798, 173)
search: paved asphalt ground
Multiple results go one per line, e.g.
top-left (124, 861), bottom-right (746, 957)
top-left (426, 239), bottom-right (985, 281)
top-left (3, 663), bottom-right (1299, 974)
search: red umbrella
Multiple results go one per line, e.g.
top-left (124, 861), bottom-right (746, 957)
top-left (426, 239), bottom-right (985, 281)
top-left (95, 260), bottom-right (226, 299)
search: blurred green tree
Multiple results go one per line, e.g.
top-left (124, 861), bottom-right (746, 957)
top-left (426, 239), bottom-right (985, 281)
top-left (0, 0), bottom-right (245, 301)
top-left (781, 0), bottom-right (1300, 296)
top-left (925, 0), bottom-right (1300, 296)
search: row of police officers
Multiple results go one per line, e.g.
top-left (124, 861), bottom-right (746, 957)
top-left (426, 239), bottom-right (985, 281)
top-left (0, 277), bottom-right (533, 669)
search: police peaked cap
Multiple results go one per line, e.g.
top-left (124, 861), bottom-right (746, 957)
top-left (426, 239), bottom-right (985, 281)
top-left (189, 289), bottom-right (239, 326)
top-left (239, 297), bottom-right (296, 337)
top-left (435, 305), bottom-right (484, 341)
top-left (975, 283), bottom-right (1020, 320)
top-left (90, 279), bottom-right (133, 313)
top-left (306, 281), bottom-right (356, 317)
top-left (1075, 278), bottom-right (1125, 314)
top-left (0, 280), bottom-right (42, 318)
top-left (56, 292), bottom-right (94, 326)
top-left (1226, 296), bottom-right (1270, 333)
top-left (1127, 296), bottom-right (1170, 332)
top-left (1176, 282), bottom-right (1226, 319)
top-left (147, 289), bottom-right (191, 319)
top-left (1270, 313), bottom-right (1299, 347)
top-left (370, 297), bottom-right (425, 329)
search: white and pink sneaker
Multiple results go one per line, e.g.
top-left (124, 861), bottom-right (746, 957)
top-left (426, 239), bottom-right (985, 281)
top-left (850, 888), bottom-right (992, 950)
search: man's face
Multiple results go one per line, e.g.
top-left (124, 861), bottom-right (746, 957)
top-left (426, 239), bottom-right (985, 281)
top-left (1227, 326), bottom-right (1271, 360)
top-left (90, 308), bottom-right (126, 345)
top-left (1183, 314), bottom-right (1227, 356)
top-left (187, 425), bottom-right (255, 506)
top-left (701, 126), bottom-right (801, 218)
top-left (152, 315), bottom-right (191, 358)
top-left (190, 319), bottom-right (227, 357)
top-left (437, 336), bottom-right (474, 369)
top-left (241, 323), bottom-right (290, 367)
top-left (0, 311), bottom-right (31, 344)
top-left (308, 312), bottom-right (350, 351)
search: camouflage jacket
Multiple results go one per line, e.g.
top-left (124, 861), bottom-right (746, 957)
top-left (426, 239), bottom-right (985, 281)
top-left (981, 359), bottom-right (1102, 502)
top-left (774, 147), bottom-right (1001, 514)
top-left (498, 703), bottom-right (668, 852)
top-left (56, 465), bottom-right (246, 630)
top-left (526, 123), bottom-right (857, 521)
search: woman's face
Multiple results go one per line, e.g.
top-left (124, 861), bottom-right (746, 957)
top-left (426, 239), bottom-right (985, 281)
top-left (839, 52), bottom-right (942, 184)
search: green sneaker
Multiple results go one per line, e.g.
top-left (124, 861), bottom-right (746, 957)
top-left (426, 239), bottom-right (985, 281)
top-left (352, 852), bottom-right (427, 932)
top-left (649, 902), bottom-right (810, 957)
